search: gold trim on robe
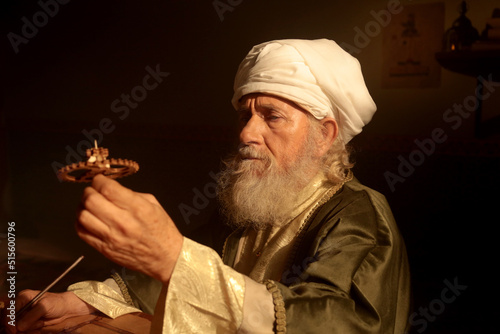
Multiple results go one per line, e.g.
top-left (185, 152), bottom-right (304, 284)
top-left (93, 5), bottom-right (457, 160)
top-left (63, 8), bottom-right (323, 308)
top-left (233, 173), bottom-right (343, 283)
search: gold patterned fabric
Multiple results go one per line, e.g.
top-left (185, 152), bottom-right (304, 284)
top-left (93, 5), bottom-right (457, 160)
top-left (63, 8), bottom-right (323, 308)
top-left (68, 280), bottom-right (142, 319)
top-left (151, 237), bottom-right (247, 333)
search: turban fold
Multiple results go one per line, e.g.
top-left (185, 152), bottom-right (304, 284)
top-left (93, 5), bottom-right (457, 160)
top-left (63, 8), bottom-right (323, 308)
top-left (232, 39), bottom-right (377, 143)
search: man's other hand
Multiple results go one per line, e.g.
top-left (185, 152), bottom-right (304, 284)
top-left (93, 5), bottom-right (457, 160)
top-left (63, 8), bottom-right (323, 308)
top-left (5, 290), bottom-right (94, 334)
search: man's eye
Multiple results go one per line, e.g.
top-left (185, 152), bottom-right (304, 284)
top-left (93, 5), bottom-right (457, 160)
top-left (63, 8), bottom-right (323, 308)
top-left (238, 112), bottom-right (251, 124)
top-left (266, 114), bottom-right (281, 121)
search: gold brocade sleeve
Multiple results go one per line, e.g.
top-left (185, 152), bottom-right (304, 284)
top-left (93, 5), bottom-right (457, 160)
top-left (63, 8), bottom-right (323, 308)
top-left (68, 280), bottom-right (142, 319)
top-left (151, 237), bottom-right (247, 333)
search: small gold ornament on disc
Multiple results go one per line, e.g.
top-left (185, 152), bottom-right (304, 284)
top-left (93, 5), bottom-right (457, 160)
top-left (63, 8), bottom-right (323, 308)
top-left (57, 141), bottom-right (139, 182)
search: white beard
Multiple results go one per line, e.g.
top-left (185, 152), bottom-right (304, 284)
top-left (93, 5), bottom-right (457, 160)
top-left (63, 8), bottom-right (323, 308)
top-left (217, 135), bottom-right (322, 229)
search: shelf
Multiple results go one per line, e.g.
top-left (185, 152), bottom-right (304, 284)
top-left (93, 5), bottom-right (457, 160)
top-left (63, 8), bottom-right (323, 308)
top-left (435, 49), bottom-right (500, 138)
top-left (435, 49), bottom-right (500, 81)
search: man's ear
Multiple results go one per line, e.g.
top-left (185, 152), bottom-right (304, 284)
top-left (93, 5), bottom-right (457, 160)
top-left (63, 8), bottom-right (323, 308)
top-left (317, 117), bottom-right (338, 157)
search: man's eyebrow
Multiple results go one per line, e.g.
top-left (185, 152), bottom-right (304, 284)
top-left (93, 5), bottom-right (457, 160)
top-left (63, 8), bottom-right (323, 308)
top-left (256, 104), bottom-right (286, 114)
top-left (237, 103), bottom-right (283, 115)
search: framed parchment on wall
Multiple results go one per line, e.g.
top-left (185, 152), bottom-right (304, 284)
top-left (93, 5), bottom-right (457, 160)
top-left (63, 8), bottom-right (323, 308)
top-left (382, 2), bottom-right (445, 88)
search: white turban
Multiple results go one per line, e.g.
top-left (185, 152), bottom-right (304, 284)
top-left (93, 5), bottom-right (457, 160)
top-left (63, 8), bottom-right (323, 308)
top-left (232, 39), bottom-right (377, 143)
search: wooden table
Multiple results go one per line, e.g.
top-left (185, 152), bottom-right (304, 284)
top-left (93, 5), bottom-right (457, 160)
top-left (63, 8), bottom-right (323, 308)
top-left (39, 313), bottom-right (152, 334)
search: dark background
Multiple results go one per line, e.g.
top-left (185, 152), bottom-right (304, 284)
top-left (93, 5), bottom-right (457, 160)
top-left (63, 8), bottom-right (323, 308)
top-left (1, 0), bottom-right (499, 333)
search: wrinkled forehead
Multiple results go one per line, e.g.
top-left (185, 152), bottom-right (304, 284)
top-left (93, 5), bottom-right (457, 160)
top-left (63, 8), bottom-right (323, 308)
top-left (237, 93), bottom-right (310, 114)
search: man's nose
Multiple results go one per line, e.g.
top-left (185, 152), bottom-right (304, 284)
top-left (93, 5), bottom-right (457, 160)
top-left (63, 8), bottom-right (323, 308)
top-left (239, 114), bottom-right (264, 146)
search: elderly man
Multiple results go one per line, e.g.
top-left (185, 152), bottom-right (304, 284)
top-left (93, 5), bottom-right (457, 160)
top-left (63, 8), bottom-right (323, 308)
top-left (13, 39), bottom-right (410, 333)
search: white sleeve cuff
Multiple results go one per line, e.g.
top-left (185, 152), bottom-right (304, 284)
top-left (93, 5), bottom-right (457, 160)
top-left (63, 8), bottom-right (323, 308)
top-left (68, 280), bottom-right (141, 319)
top-left (238, 276), bottom-right (275, 334)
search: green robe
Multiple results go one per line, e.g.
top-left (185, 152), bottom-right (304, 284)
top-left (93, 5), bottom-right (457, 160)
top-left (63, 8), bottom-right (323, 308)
top-left (120, 178), bottom-right (411, 333)
top-left (222, 178), bottom-right (411, 333)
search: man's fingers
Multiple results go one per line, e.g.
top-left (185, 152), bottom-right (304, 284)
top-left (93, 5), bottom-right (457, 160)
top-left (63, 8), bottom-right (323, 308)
top-left (76, 223), bottom-right (130, 267)
top-left (79, 185), bottom-right (129, 238)
top-left (76, 208), bottom-right (110, 244)
top-left (17, 309), bottom-right (45, 332)
top-left (86, 175), bottom-right (159, 222)
top-left (81, 185), bottom-right (121, 220)
top-left (91, 174), bottom-right (138, 210)
top-left (16, 292), bottom-right (47, 332)
top-left (75, 217), bottom-right (108, 253)
top-left (16, 290), bottom-right (39, 307)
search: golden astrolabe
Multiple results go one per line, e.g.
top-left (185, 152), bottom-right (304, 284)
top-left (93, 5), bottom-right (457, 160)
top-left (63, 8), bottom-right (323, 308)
top-left (57, 141), bottom-right (139, 182)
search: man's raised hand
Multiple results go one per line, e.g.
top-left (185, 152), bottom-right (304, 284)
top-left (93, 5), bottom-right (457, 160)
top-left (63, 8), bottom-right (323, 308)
top-left (76, 174), bottom-right (183, 285)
